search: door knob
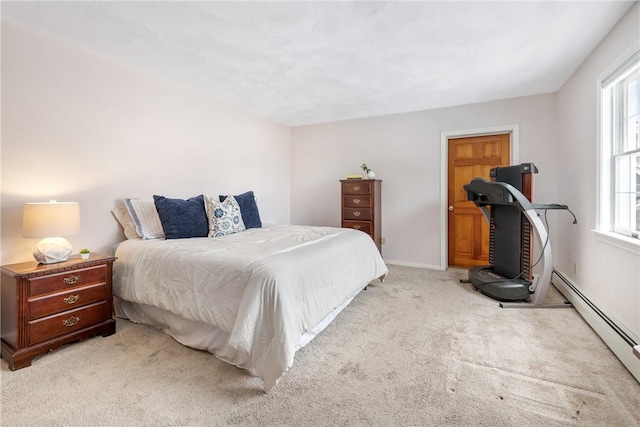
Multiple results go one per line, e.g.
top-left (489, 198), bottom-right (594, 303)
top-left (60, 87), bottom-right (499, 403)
top-left (448, 205), bottom-right (454, 211)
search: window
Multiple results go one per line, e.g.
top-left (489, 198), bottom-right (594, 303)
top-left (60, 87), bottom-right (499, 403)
top-left (600, 47), bottom-right (640, 239)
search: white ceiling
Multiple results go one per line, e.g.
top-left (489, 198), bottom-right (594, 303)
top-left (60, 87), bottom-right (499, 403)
top-left (2, 1), bottom-right (636, 126)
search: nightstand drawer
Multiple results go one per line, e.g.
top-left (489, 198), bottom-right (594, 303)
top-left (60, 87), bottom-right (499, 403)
top-left (28, 301), bottom-right (111, 346)
top-left (343, 208), bottom-right (372, 221)
top-left (28, 282), bottom-right (107, 320)
top-left (343, 220), bottom-right (372, 235)
top-left (28, 265), bottom-right (107, 297)
top-left (342, 181), bottom-right (372, 195)
top-left (343, 195), bottom-right (372, 208)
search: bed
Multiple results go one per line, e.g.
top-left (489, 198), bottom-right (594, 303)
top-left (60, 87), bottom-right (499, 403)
top-left (112, 221), bottom-right (387, 392)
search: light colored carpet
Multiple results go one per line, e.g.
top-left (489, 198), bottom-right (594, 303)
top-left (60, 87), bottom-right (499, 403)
top-left (1, 265), bottom-right (639, 426)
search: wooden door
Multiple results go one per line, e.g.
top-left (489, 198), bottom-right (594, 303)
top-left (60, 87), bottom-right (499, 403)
top-left (448, 134), bottom-right (510, 268)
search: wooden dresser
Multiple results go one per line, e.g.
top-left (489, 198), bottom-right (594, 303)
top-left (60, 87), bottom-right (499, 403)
top-left (1, 254), bottom-right (116, 370)
top-left (340, 179), bottom-right (382, 253)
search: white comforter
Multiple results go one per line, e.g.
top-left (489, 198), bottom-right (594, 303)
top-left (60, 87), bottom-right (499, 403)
top-left (113, 225), bottom-right (387, 391)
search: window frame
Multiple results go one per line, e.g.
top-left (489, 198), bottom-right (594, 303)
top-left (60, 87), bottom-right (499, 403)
top-left (598, 43), bottom-right (640, 240)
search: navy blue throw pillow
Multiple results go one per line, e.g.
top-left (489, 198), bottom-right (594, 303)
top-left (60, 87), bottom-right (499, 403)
top-left (153, 195), bottom-right (208, 239)
top-left (218, 191), bottom-right (262, 229)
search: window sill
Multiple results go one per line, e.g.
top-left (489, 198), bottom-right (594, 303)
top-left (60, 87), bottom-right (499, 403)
top-left (592, 230), bottom-right (640, 255)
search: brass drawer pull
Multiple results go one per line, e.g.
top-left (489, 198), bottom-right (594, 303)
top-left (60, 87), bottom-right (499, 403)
top-left (63, 295), bottom-right (79, 305)
top-left (63, 275), bottom-right (80, 285)
top-left (353, 198), bottom-right (361, 204)
top-left (352, 186), bottom-right (360, 191)
top-left (353, 211), bottom-right (361, 217)
top-left (62, 316), bottom-right (80, 327)
top-left (353, 225), bottom-right (361, 230)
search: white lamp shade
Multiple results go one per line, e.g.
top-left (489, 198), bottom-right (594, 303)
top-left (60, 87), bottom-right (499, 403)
top-left (23, 201), bottom-right (80, 238)
top-left (23, 201), bottom-right (80, 264)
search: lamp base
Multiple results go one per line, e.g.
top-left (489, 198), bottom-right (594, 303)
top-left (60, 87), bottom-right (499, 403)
top-left (33, 237), bottom-right (72, 264)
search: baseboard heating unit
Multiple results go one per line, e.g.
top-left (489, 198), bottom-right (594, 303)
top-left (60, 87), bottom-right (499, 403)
top-left (552, 269), bottom-right (640, 383)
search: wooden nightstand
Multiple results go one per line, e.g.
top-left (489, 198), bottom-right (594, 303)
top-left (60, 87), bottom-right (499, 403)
top-left (1, 254), bottom-right (116, 370)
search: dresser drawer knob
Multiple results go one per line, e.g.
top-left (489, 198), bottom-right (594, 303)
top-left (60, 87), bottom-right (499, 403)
top-left (353, 198), bottom-right (361, 204)
top-left (63, 294), bottom-right (79, 305)
top-left (353, 211), bottom-right (361, 217)
top-left (62, 316), bottom-right (80, 327)
top-left (353, 225), bottom-right (361, 230)
top-left (352, 186), bottom-right (360, 191)
top-left (63, 275), bottom-right (80, 285)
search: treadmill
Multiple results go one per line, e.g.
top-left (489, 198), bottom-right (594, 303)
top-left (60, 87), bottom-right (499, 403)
top-left (462, 163), bottom-right (574, 308)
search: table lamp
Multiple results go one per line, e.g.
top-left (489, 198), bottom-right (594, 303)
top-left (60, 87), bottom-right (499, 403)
top-left (23, 201), bottom-right (80, 264)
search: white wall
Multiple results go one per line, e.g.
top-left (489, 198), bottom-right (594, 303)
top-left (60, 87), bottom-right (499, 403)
top-left (1, 21), bottom-right (291, 265)
top-left (556, 3), bottom-right (640, 340)
top-left (291, 93), bottom-right (558, 268)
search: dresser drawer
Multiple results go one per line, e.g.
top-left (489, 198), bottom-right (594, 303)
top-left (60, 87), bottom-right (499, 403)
top-left (343, 220), bottom-right (372, 235)
top-left (28, 265), bottom-right (107, 297)
top-left (28, 283), bottom-right (107, 320)
top-left (343, 208), bottom-right (372, 221)
top-left (342, 181), bottom-right (372, 195)
top-left (28, 301), bottom-right (111, 346)
top-left (343, 195), bottom-right (372, 208)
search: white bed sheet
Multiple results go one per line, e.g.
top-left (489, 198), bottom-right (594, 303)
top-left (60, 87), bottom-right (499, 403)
top-left (113, 224), bottom-right (387, 391)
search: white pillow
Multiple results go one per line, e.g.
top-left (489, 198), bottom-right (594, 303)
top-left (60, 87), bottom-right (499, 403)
top-left (124, 198), bottom-right (165, 240)
top-left (205, 195), bottom-right (246, 237)
top-left (111, 205), bottom-right (141, 239)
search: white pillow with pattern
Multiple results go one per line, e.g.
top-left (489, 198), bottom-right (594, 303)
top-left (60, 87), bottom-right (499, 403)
top-left (205, 194), bottom-right (246, 237)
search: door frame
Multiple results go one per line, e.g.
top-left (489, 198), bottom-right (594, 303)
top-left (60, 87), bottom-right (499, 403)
top-left (439, 124), bottom-right (520, 270)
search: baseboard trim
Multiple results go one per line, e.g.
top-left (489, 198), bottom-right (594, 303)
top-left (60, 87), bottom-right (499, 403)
top-left (552, 269), bottom-right (640, 383)
top-left (384, 259), bottom-right (444, 270)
